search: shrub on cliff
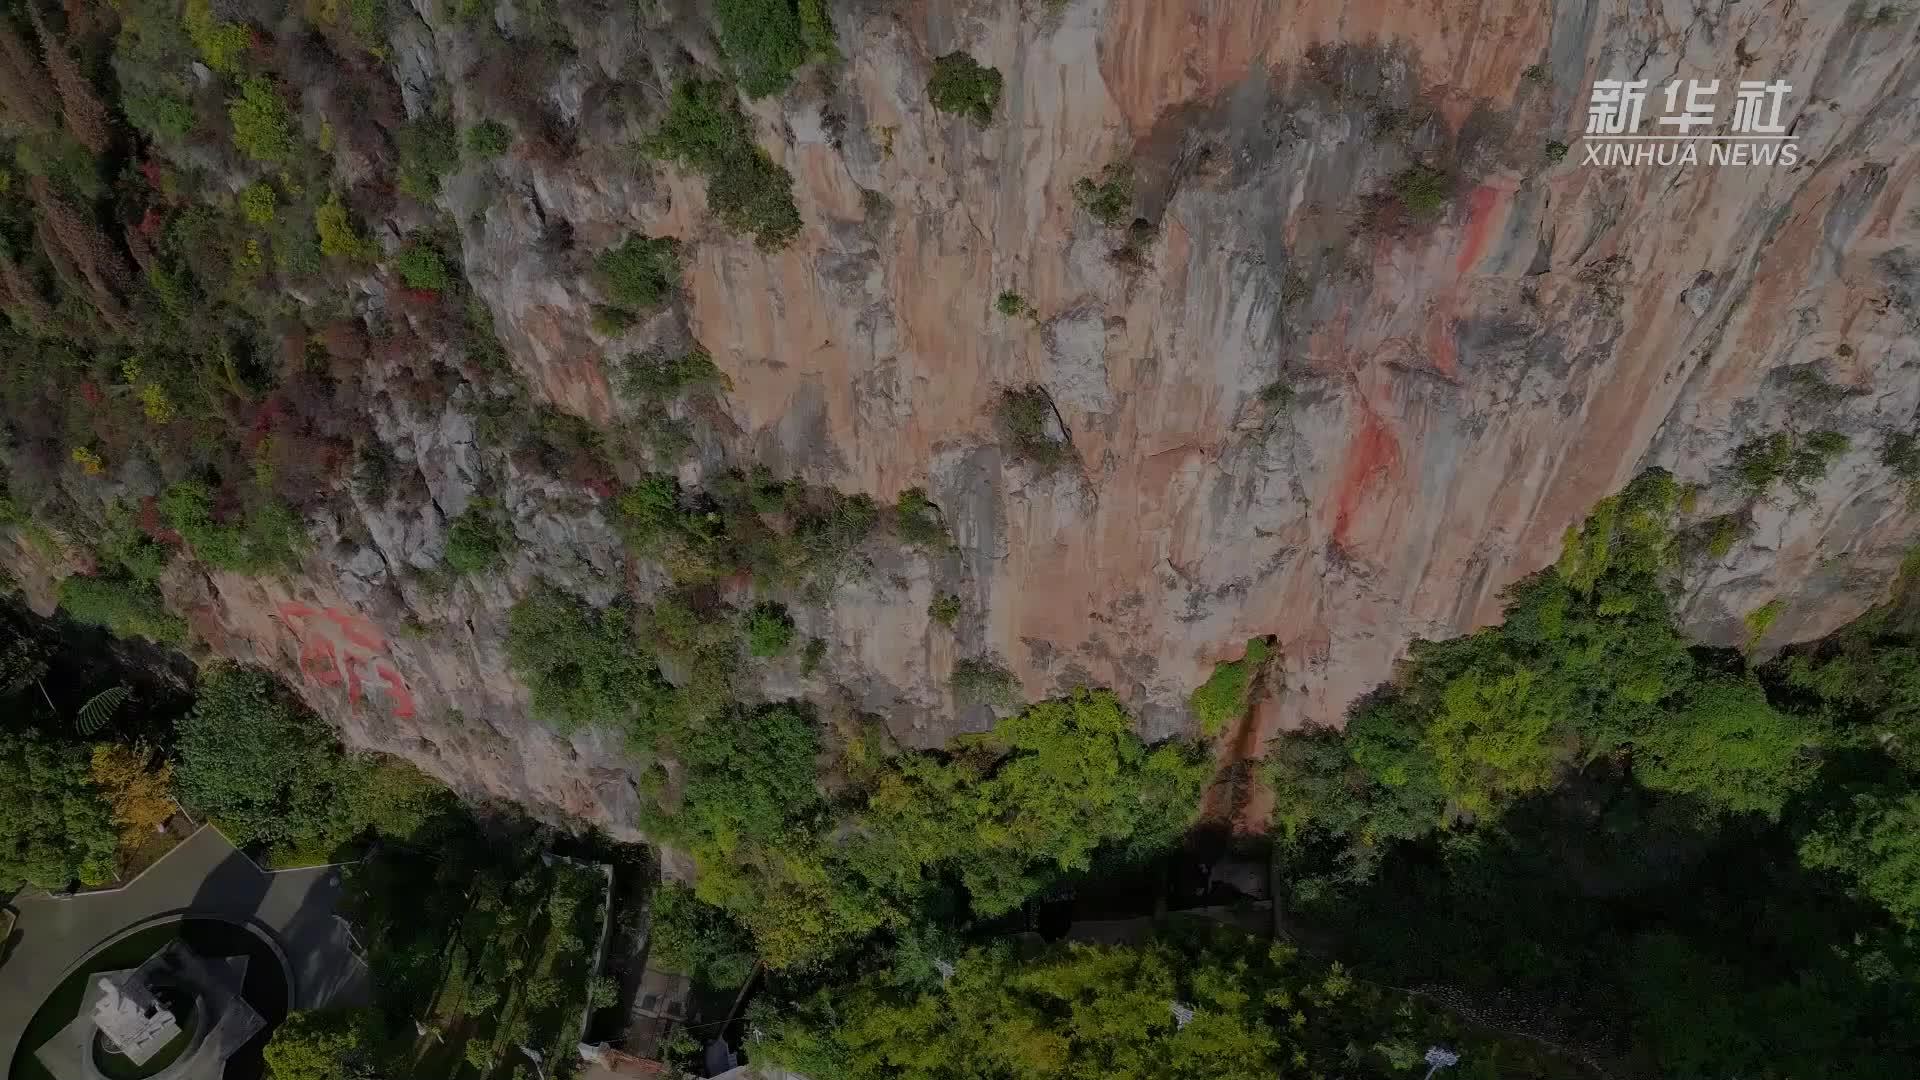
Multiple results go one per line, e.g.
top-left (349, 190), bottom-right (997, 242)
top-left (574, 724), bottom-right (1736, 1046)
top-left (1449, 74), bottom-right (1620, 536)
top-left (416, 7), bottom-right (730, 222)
top-left (505, 585), bottom-right (677, 737)
top-left (393, 243), bottom-right (452, 291)
top-left (1071, 164), bottom-right (1134, 228)
top-left (1191, 637), bottom-right (1269, 737)
top-left (443, 498), bottom-right (513, 575)
top-left (228, 76), bottom-right (295, 163)
top-left (714, 0), bottom-right (836, 98)
top-left (56, 574), bottom-right (187, 644)
top-left (995, 384), bottom-right (1074, 472)
top-left (927, 52), bottom-right (1002, 125)
top-left (1389, 164), bottom-right (1452, 215)
top-left (745, 601), bottom-right (795, 657)
top-left (595, 234), bottom-right (681, 310)
top-left (646, 79), bottom-right (802, 250)
top-left (159, 482), bottom-right (304, 574)
top-left (396, 118), bottom-right (460, 199)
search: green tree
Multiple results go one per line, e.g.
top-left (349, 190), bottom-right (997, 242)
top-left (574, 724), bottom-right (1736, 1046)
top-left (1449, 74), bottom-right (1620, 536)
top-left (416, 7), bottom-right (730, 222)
top-left (926, 52), bottom-right (1002, 125)
top-left (174, 666), bottom-right (346, 847)
top-left (444, 498), bottom-right (512, 574)
top-left (1799, 788), bottom-right (1920, 925)
top-left (745, 601), bottom-right (795, 657)
top-left (228, 76), bottom-right (295, 163)
top-left (677, 701), bottom-right (822, 854)
top-left (751, 927), bottom-right (1555, 1080)
top-left (505, 586), bottom-right (676, 736)
top-left (262, 1009), bottom-right (367, 1080)
top-left (649, 881), bottom-right (757, 986)
top-left (1633, 677), bottom-right (1820, 818)
top-left (0, 728), bottom-right (118, 889)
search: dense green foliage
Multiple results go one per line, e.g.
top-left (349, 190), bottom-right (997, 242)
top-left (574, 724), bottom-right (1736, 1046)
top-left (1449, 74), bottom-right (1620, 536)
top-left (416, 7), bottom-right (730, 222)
top-left (627, 686), bottom-right (1206, 971)
top-left (926, 52), bottom-right (1003, 125)
top-left (595, 234), bottom-right (681, 311)
top-left (262, 1010), bottom-right (366, 1080)
top-left (464, 119), bottom-right (513, 159)
top-left (504, 586), bottom-right (675, 738)
top-left (1262, 470), bottom-right (1920, 1073)
top-left (55, 574), bottom-right (186, 643)
top-left (1389, 164), bottom-right (1452, 214)
top-left (714, 0), bottom-right (835, 98)
top-left (393, 243), bottom-right (453, 291)
top-left (396, 118), bottom-right (461, 199)
top-left (648, 880), bottom-right (758, 987)
top-left (174, 666), bottom-right (443, 858)
top-left (646, 79), bottom-right (803, 249)
top-left (443, 498), bottom-right (513, 575)
top-left (0, 725), bottom-right (118, 890)
top-left (751, 925), bottom-right (1576, 1080)
top-left (614, 466), bottom-right (880, 590)
top-left (929, 592), bottom-right (962, 626)
top-left (1189, 637), bottom-right (1267, 737)
top-left (227, 77), bottom-right (295, 163)
top-left (159, 483), bottom-right (303, 574)
top-left (892, 487), bottom-right (951, 550)
top-left (745, 601), bottom-right (796, 657)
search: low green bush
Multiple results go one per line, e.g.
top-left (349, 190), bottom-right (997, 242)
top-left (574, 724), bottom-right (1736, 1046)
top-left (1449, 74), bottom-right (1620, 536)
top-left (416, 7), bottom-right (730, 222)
top-left (930, 592), bottom-right (962, 626)
top-left (715, 0), bottom-right (834, 98)
top-left (622, 345), bottom-right (725, 402)
top-left (229, 77), bottom-right (295, 163)
top-left (159, 483), bottom-right (303, 574)
top-left (1389, 164), bottom-right (1452, 215)
top-left (927, 52), bottom-right (1002, 125)
top-left (893, 487), bottom-right (951, 549)
top-left (647, 80), bottom-right (803, 250)
top-left (57, 575), bottom-right (187, 643)
top-left (1730, 430), bottom-right (1850, 500)
top-left (951, 656), bottom-right (1019, 708)
top-left (396, 118), bottom-right (460, 199)
top-left (1071, 165), bottom-right (1133, 228)
top-left (393, 244), bottom-right (452, 291)
top-left (464, 119), bottom-right (513, 158)
top-left (1191, 637), bottom-right (1268, 737)
top-left (444, 498), bottom-right (512, 575)
top-left (596, 235), bottom-right (681, 310)
top-left (239, 183), bottom-right (277, 225)
top-left (746, 601), bottom-right (795, 657)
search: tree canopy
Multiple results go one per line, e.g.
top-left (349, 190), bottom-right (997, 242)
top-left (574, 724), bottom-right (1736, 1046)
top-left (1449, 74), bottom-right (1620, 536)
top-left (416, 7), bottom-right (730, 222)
top-left (0, 726), bottom-right (117, 890)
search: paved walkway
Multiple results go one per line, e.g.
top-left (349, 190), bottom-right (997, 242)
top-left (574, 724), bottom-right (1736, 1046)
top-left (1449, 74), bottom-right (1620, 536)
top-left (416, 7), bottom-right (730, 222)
top-left (0, 826), bottom-right (370, 1069)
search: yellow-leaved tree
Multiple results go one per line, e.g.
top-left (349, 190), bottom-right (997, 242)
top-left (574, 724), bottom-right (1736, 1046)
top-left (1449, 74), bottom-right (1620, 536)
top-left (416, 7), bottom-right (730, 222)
top-left (88, 743), bottom-right (176, 856)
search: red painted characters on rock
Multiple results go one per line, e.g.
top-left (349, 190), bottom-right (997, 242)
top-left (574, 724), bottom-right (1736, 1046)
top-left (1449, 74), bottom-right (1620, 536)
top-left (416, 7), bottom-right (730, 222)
top-left (275, 602), bottom-right (417, 718)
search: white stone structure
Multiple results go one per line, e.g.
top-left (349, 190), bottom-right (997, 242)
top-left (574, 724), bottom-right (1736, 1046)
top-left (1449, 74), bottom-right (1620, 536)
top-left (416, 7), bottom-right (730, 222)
top-left (91, 975), bottom-right (182, 1065)
top-left (35, 940), bottom-right (262, 1080)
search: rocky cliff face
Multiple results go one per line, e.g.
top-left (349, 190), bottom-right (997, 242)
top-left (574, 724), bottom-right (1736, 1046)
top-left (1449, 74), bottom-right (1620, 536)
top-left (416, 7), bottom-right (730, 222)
top-left (17, 0), bottom-right (1918, 836)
